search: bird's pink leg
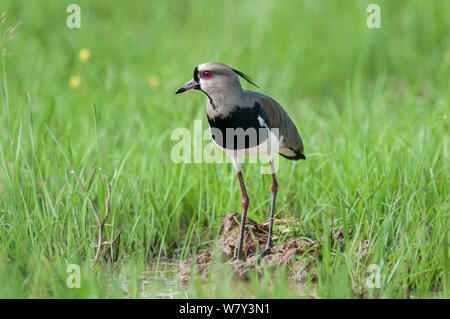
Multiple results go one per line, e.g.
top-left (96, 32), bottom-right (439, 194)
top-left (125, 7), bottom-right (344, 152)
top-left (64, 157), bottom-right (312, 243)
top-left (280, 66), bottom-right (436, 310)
top-left (236, 170), bottom-right (249, 260)
top-left (266, 160), bottom-right (278, 248)
top-left (250, 158), bottom-right (280, 260)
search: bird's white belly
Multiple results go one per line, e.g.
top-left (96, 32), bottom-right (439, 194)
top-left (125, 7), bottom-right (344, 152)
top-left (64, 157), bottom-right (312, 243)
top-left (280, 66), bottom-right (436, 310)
top-left (217, 130), bottom-right (281, 163)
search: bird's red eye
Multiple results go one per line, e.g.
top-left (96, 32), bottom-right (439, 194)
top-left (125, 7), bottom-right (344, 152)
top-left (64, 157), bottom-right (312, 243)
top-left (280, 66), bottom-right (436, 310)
top-left (200, 71), bottom-right (213, 79)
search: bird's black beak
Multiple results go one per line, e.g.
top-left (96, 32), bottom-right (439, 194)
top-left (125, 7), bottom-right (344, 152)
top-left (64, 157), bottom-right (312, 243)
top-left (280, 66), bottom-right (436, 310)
top-left (175, 78), bottom-right (200, 94)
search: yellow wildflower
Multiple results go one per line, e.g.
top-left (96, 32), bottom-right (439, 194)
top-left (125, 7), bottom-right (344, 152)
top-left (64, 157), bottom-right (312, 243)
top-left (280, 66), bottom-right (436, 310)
top-left (147, 75), bottom-right (160, 89)
top-left (69, 75), bottom-right (81, 88)
top-left (78, 48), bottom-right (91, 62)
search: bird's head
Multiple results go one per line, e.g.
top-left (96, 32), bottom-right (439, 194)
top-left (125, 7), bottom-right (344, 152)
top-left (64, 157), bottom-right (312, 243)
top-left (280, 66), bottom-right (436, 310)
top-left (175, 62), bottom-right (258, 96)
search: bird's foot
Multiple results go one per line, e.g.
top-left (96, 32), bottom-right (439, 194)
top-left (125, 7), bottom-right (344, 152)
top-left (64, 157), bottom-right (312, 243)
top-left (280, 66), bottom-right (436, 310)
top-left (249, 245), bottom-right (281, 261)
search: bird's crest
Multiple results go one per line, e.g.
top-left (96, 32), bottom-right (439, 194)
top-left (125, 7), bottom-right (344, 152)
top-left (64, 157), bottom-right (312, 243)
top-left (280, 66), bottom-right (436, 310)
top-left (231, 68), bottom-right (259, 88)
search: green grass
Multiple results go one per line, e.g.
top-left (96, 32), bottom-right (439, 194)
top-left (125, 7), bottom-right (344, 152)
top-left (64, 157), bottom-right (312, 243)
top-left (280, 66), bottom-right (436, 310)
top-left (0, 0), bottom-right (448, 298)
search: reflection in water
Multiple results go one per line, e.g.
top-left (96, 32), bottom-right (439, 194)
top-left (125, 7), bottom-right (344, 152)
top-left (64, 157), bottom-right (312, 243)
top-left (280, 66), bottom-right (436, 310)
top-left (140, 261), bottom-right (188, 298)
top-left (116, 259), bottom-right (314, 298)
top-left (116, 260), bottom-right (188, 299)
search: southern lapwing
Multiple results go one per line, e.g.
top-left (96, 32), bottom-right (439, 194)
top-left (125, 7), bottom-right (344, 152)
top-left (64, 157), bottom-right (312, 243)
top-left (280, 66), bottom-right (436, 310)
top-left (176, 62), bottom-right (305, 260)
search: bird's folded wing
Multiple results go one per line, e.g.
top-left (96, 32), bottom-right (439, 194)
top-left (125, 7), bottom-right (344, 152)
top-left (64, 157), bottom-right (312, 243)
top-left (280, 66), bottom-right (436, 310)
top-left (258, 97), bottom-right (305, 160)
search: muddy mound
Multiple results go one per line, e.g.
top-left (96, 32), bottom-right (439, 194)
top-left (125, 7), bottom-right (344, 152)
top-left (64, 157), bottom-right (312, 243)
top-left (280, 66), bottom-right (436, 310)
top-left (179, 212), bottom-right (333, 282)
top-left (217, 211), bottom-right (269, 258)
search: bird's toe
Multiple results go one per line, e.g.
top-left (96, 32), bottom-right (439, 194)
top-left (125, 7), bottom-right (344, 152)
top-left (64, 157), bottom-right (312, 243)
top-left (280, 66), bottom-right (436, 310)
top-left (250, 246), bottom-right (281, 261)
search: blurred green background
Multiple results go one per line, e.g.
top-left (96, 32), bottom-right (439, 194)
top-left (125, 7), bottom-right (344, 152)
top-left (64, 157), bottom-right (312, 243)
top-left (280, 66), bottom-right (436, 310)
top-left (0, 0), bottom-right (448, 298)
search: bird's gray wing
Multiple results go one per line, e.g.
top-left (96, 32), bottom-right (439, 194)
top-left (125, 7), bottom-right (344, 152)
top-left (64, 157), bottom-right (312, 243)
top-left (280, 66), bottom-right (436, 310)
top-left (258, 97), bottom-right (305, 160)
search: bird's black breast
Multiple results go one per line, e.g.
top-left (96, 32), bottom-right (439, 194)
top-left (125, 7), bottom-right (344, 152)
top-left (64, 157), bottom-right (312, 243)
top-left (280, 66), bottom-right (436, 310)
top-left (207, 102), bottom-right (270, 150)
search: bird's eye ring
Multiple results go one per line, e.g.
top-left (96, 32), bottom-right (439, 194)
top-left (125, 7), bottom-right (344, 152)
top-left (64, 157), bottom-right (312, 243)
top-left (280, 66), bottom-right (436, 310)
top-left (200, 71), bottom-right (213, 79)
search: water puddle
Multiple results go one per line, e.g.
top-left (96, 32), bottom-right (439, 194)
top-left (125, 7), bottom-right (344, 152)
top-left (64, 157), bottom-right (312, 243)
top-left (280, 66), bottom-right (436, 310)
top-left (139, 260), bottom-right (188, 298)
top-left (135, 260), bottom-right (314, 298)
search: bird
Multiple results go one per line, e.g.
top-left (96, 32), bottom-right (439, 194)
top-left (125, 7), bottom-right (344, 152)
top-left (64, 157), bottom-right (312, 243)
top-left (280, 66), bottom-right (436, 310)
top-left (175, 62), bottom-right (305, 260)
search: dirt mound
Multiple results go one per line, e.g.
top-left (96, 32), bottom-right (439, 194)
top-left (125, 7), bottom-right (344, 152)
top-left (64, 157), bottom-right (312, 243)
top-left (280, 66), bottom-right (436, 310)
top-left (217, 211), bottom-right (269, 258)
top-left (179, 212), bottom-right (331, 282)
